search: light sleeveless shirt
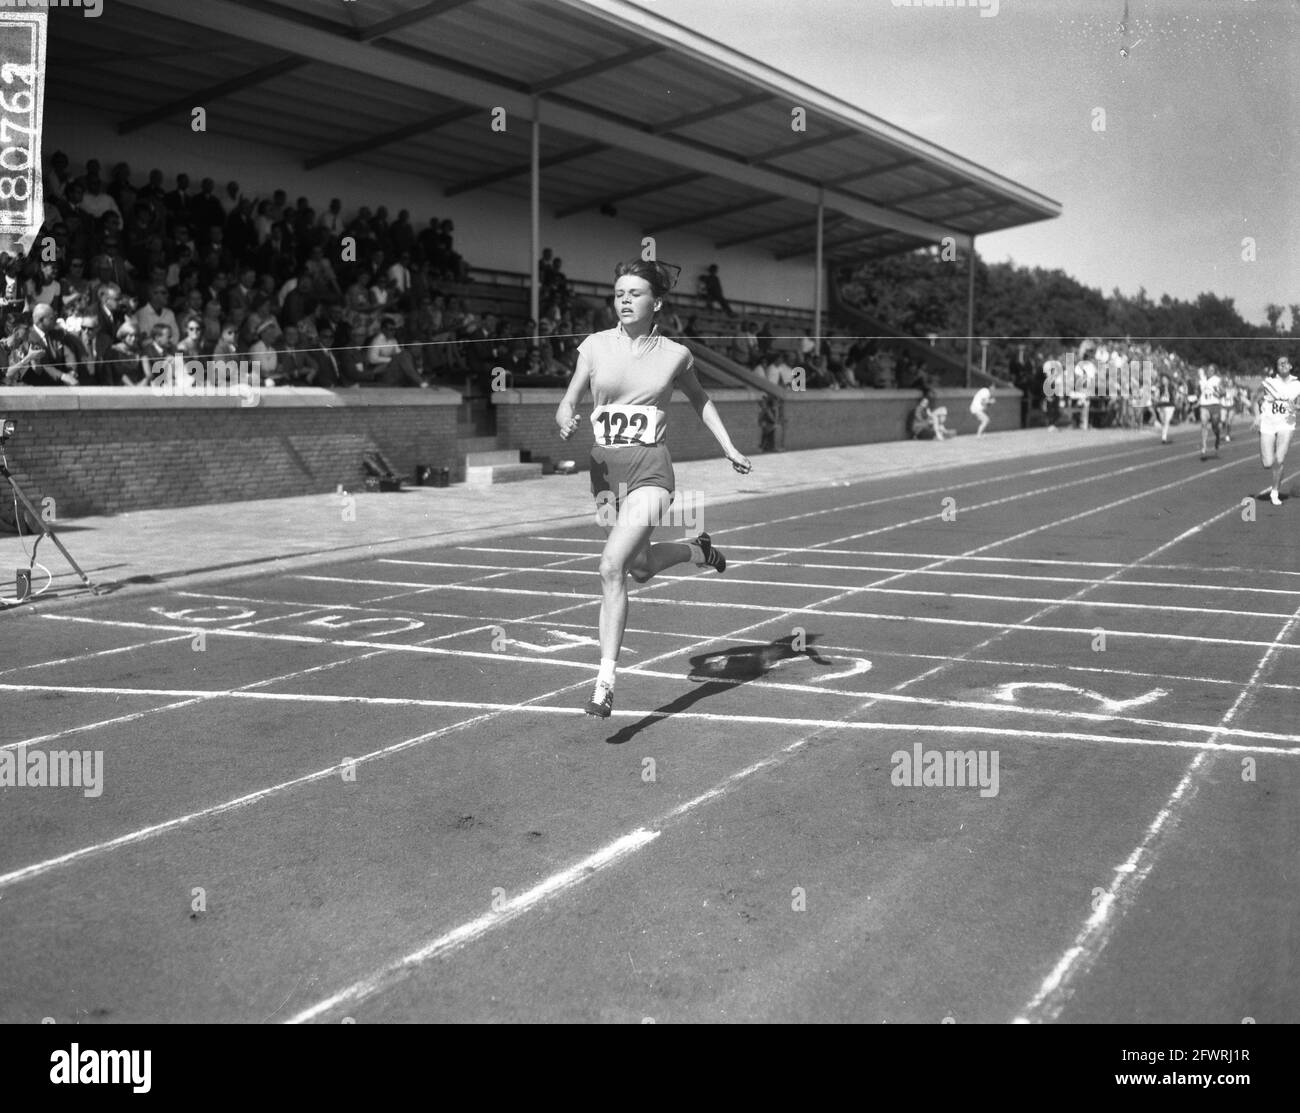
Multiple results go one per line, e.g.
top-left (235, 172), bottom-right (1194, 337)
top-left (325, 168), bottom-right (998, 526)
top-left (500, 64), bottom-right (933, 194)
top-left (578, 324), bottom-right (694, 446)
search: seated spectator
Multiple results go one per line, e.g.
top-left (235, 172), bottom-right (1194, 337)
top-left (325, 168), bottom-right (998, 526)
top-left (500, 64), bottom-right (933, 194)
top-left (25, 260), bottom-right (62, 314)
top-left (248, 319), bottom-right (281, 384)
top-left (909, 390), bottom-right (936, 440)
top-left (2, 322), bottom-right (37, 385)
top-left (78, 170), bottom-right (121, 223)
top-left (364, 315), bottom-right (426, 387)
top-left (24, 304), bottom-right (80, 386)
top-left (177, 315), bottom-right (205, 358)
top-left (105, 321), bottom-right (142, 386)
top-left (136, 284), bottom-right (179, 340)
top-left (212, 322), bottom-right (239, 359)
top-left (141, 323), bottom-right (175, 375)
top-left (273, 324), bottom-right (317, 386)
top-left (311, 323), bottom-right (344, 388)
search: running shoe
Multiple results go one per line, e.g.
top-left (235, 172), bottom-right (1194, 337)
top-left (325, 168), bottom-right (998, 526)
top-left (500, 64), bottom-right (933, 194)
top-left (694, 532), bottom-right (727, 574)
top-left (1270, 489), bottom-right (1282, 506)
top-left (585, 679), bottom-right (614, 718)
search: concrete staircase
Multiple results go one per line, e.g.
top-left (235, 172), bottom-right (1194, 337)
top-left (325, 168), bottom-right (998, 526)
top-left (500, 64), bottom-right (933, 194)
top-left (464, 448), bottom-right (543, 487)
top-left (453, 392), bottom-right (545, 486)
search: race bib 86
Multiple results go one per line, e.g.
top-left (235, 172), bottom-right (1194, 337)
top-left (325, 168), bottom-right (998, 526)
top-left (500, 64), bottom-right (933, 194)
top-left (591, 404), bottom-right (663, 446)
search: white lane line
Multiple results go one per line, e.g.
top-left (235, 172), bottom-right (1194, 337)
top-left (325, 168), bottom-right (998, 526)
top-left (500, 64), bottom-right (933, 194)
top-left (0, 634), bottom-right (193, 677)
top-left (281, 459), bottom-right (1253, 1021)
top-left (456, 550), bottom-right (1300, 598)
top-left (0, 450), bottom-right (1179, 898)
top-left (8, 677), bottom-right (1299, 748)
top-left (0, 447), bottom-right (1248, 1023)
top-left (376, 560), bottom-right (1292, 620)
top-left (1013, 596), bottom-right (1300, 1024)
top-left (284, 828), bottom-right (661, 1024)
top-left (126, 599), bottom-right (1300, 696)
top-left (44, 605), bottom-right (1300, 657)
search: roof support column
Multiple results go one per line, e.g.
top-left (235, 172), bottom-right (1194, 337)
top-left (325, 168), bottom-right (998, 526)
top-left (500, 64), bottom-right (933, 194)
top-left (530, 95), bottom-right (541, 348)
top-left (813, 188), bottom-right (824, 354)
top-left (965, 237), bottom-right (976, 390)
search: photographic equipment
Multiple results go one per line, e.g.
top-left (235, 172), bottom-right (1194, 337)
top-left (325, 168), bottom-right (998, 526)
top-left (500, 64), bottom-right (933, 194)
top-left (0, 416), bottom-right (108, 603)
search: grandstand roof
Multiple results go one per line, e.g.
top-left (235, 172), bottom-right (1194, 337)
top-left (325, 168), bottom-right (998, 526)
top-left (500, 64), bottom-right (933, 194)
top-left (51, 0), bottom-right (1061, 264)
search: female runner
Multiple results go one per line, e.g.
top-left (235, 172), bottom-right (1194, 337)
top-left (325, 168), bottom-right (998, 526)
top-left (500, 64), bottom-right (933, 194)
top-left (556, 259), bottom-right (752, 718)
top-left (1253, 356), bottom-right (1300, 506)
top-left (1154, 372), bottom-right (1175, 443)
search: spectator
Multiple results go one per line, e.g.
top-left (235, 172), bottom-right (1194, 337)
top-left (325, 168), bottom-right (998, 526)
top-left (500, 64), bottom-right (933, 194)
top-left (220, 180), bottom-right (243, 217)
top-left (135, 284), bottom-right (179, 341)
top-left (698, 263), bottom-right (736, 318)
top-left (311, 323), bottom-right (344, 387)
top-left (365, 315), bottom-right (426, 387)
top-left (909, 390), bottom-right (936, 440)
top-left (25, 260), bottom-right (62, 313)
top-left (192, 179), bottom-right (225, 244)
top-left (78, 170), bottom-right (121, 223)
top-left (165, 173), bottom-right (194, 232)
top-left (757, 320), bottom-right (773, 359)
top-left (140, 323), bottom-right (175, 374)
top-left (177, 315), bottom-right (205, 358)
top-left (248, 318), bottom-right (281, 383)
top-left (969, 385), bottom-right (994, 436)
top-left (758, 393), bottom-right (783, 453)
top-left (273, 325), bottom-right (317, 386)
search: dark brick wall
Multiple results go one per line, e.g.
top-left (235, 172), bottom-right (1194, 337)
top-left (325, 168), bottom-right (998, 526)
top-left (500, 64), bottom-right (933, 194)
top-left (492, 387), bottom-right (1021, 463)
top-left (0, 389), bottom-right (460, 517)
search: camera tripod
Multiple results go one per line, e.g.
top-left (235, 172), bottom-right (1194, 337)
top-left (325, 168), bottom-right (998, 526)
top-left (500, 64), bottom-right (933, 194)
top-left (0, 454), bottom-right (106, 603)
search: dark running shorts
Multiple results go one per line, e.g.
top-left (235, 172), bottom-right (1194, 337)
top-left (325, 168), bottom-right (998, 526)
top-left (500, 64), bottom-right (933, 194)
top-left (590, 443), bottom-right (676, 508)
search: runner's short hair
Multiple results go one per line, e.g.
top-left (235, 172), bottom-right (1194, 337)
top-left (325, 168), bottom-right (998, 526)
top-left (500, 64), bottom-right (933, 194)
top-left (613, 259), bottom-right (680, 301)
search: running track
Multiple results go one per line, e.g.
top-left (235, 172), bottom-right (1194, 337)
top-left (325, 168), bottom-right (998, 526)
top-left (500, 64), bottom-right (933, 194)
top-left (2, 432), bottom-right (1297, 1023)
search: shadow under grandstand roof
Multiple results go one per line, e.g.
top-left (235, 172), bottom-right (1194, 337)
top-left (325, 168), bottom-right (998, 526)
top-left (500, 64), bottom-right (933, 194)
top-left (48, 0), bottom-right (1059, 264)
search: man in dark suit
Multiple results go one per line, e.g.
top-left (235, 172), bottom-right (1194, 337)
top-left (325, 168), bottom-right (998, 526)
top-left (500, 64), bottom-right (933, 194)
top-left (26, 305), bottom-right (80, 385)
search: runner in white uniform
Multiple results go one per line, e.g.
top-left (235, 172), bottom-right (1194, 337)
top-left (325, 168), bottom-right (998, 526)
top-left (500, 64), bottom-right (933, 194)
top-left (969, 385), bottom-right (993, 436)
top-left (1195, 365), bottom-right (1224, 459)
top-left (1253, 357), bottom-right (1300, 505)
top-left (556, 259), bottom-right (752, 718)
top-left (1221, 376), bottom-right (1237, 443)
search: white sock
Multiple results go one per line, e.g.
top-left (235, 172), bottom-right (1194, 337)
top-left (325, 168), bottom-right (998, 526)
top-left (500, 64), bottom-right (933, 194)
top-left (597, 658), bottom-right (617, 686)
top-left (686, 542), bottom-right (705, 565)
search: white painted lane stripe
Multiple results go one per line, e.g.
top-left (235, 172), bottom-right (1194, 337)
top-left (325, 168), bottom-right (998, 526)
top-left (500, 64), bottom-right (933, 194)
top-left (7, 678), bottom-right (1300, 746)
top-left (0, 448), bottom-right (1250, 1018)
top-left (43, 605), bottom-right (1300, 655)
top-left (1013, 596), bottom-right (1300, 1024)
top-left (284, 828), bottom-right (661, 1024)
top-left (456, 550), bottom-right (1300, 598)
top-left (120, 597), bottom-right (1300, 695)
top-left (376, 559), bottom-right (1292, 619)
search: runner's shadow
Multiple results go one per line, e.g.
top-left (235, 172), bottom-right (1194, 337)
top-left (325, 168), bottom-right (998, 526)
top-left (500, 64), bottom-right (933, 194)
top-left (603, 633), bottom-right (835, 746)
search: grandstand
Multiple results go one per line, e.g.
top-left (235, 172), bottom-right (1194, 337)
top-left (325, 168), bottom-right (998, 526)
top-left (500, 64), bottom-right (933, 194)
top-left (10, 0), bottom-right (1059, 510)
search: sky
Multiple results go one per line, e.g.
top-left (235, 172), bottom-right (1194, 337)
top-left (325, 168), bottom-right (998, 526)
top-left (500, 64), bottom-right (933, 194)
top-left (635, 0), bottom-right (1299, 327)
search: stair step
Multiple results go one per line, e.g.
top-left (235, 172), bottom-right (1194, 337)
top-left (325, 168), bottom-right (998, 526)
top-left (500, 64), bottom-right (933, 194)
top-left (465, 463), bottom-right (544, 486)
top-left (465, 449), bottom-right (521, 467)
top-left (456, 436), bottom-right (500, 454)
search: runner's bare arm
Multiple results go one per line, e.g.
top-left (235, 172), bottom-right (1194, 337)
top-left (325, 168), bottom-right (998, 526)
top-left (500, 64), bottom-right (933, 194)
top-left (557, 349), bottom-right (592, 439)
top-left (677, 361), bottom-right (752, 474)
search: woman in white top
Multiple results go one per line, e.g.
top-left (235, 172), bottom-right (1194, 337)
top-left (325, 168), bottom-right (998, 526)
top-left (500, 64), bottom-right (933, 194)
top-left (1253, 356), bottom-right (1300, 505)
top-left (556, 259), bottom-right (751, 718)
